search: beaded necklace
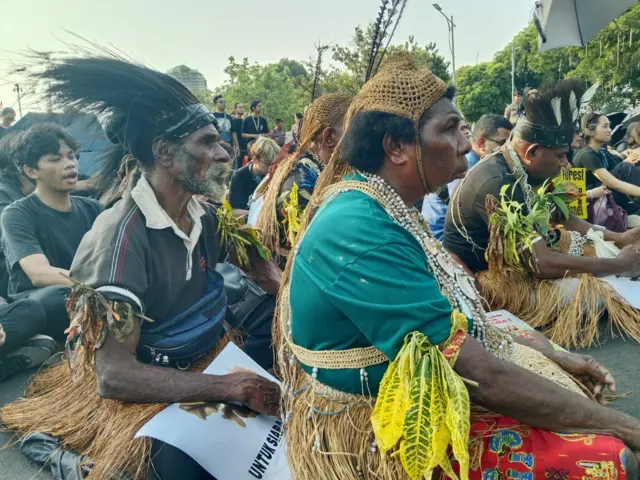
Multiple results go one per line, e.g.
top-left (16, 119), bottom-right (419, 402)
top-left (358, 171), bottom-right (513, 358)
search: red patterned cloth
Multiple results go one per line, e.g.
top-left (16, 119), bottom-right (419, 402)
top-left (447, 415), bottom-right (628, 479)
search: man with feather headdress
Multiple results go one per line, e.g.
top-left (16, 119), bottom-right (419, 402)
top-left (1, 51), bottom-right (280, 479)
top-left (445, 79), bottom-right (640, 349)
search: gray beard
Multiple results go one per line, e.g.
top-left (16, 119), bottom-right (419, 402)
top-left (174, 148), bottom-right (229, 202)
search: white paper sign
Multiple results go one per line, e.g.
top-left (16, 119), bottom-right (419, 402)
top-left (601, 276), bottom-right (640, 311)
top-left (136, 343), bottom-right (292, 480)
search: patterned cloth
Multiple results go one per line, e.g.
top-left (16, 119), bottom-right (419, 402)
top-left (276, 152), bottom-right (323, 247)
top-left (448, 415), bottom-right (628, 480)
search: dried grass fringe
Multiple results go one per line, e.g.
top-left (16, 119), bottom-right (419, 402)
top-left (284, 366), bottom-right (411, 480)
top-left (1, 335), bottom-right (233, 480)
top-left (477, 270), bottom-right (640, 349)
top-left (255, 155), bottom-right (300, 256)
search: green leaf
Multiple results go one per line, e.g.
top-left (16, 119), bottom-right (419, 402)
top-left (399, 355), bottom-right (434, 479)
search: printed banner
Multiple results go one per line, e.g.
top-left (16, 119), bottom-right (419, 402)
top-left (486, 310), bottom-right (566, 352)
top-left (555, 167), bottom-right (587, 218)
top-left (136, 343), bottom-right (292, 480)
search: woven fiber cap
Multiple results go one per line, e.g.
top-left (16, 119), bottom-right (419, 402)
top-left (345, 53), bottom-right (448, 127)
top-left (298, 93), bottom-right (353, 153)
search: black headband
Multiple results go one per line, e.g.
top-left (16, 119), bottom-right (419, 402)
top-left (158, 104), bottom-right (217, 139)
top-left (513, 118), bottom-right (573, 148)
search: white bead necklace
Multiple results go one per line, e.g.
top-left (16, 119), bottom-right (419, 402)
top-left (359, 171), bottom-right (513, 358)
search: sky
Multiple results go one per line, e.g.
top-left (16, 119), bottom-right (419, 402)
top-left (0, 0), bottom-right (535, 116)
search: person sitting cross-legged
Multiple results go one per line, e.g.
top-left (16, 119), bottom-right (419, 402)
top-left (1, 124), bottom-right (103, 345)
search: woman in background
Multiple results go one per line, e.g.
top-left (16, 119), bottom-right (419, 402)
top-left (573, 112), bottom-right (640, 215)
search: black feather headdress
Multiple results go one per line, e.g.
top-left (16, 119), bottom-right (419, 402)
top-left (364, 0), bottom-right (409, 82)
top-left (15, 45), bottom-right (216, 167)
top-left (516, 79), bottom-right (586, 148)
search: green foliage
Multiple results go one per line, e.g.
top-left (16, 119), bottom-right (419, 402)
top-left (457, 4), bottom-right (640, 121)
top-left (214, 57), bottom-right (310, 130)
top-left (193, 23), bottom-right (451, 125)
top-left (456, 62), bottom-right (512, 122)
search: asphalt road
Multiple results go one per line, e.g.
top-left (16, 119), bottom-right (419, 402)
top-left (1, 330), bottom-right (639, 480)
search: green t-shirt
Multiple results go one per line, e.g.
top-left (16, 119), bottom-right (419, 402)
top-left (289, 185), bottom-right (456, 395)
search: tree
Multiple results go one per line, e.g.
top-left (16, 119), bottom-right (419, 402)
top-left (456, 62), bottom-right (512, 122)
top-left (216, 57), bottom-right (308, 129)
top-left (328, 24), bottom-right (451, 95)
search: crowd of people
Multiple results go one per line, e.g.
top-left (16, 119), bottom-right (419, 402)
top-left (0, 46), bottom-right (639, 480)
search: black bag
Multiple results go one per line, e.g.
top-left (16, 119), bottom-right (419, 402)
top-left (215, 262), bottom-right (276, 370)
top-left (137, 267), bottom-right (227, 369)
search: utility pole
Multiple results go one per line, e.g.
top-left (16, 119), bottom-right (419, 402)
top-left (433, 4), bottom-right (456, 89)
top-left (511, 45), bottom-right (522, 98)
top-left (13, 84), bottom-right (22, 118)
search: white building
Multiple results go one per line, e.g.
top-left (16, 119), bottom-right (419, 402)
top-left (167, 65), bottom-right (208, 92)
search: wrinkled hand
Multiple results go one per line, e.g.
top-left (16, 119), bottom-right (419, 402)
top-left (227, 371), bottom-right (281, 417)
top-left (251, 258), bottom-right (282, 297)
top-left (0, 323), bottom-right (5, 347)
top-left (616, 228), bottom-right (640, 248)
top-left (616, 245), bottom-right (640, 278)
top-left (552, 351), bottom-right (615, 403)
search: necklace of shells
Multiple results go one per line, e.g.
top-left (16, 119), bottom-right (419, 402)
top-left (358, 171), bottom-right (513, 358)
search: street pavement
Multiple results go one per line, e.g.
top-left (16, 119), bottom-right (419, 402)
top-left (1, 329), bottom-right (640, 479)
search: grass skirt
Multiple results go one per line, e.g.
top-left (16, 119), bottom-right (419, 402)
top-left (282, 342), bottom-right (587, 480)
top-left (1, 336), bottom-right (231, 480)
top-left (477, 269), bottom-right (640, 349)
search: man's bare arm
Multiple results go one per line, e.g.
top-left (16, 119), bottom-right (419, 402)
top-left (95, 313), bottom-right (279, 415)
top-left (19, 254), bottom-right (73, 288)
top-left (455, 337), bottom-right (640, 449)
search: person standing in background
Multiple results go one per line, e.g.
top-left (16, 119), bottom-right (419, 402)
top-left (212, 95), bottom-right (239, 155)
top-left (269, 119), bottom-right (286, 147)
top-left (291, 112), bottom-right (303, 144)
top-left (504, 91), bottom-right (524, 126)
top-left (232, 103), bottom-right (246, 170)
top-left (0, 107), bottom-right (16, 130)
top-left (241, 100), bottom-right (269, 146)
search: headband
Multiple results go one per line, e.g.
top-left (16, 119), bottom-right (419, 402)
top-left (513, 118), bottom-right (573, 148)
top-left (158, 104), bottom-right (218, 139)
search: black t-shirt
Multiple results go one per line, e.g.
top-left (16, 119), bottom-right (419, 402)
top-left (228, 164), bottom-right (262, 210)
top-left (0, 180), bottom-right (24, 297)
top-left (232, 118), bottom-right (247, 152)
top-left (1, 193), bottom-right (103, 295)
top-left (241, 116), bottom-right (269, 147)
top-left (213, 112), bottom-right (235, 145)
top-left (572, 146), bottom-right (621, 190)
top-left (443, 153), bottom-right (530, 273)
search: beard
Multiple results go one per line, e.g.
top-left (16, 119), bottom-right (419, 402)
top-left (174, 147), bottom-right (230, 202)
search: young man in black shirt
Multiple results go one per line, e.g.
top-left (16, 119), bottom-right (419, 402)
top-left (212, 94), bottom-right (239, 154)
top-left (1, 124), bottom-right (103, 345)
top-left (232, 102), bottom-right (246, 170)
top-left (241, 99), bottom-right (269, 147)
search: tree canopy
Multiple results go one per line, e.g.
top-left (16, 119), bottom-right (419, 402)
top-left (192, 4), bottom-right (639, 126)
top-left (457, 3), bottom-right (640, 121)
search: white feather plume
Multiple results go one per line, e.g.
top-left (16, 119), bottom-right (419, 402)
top-left (551, 97), bottom-right (562, 125)
top-left (569, 91), bottom-right (578, 122)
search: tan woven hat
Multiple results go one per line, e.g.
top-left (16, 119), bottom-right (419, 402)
top-left (345, 53), bottom-right (448, 192)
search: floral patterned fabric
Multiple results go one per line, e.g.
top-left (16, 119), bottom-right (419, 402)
top-left (447, 415), bottom-right (628, 480)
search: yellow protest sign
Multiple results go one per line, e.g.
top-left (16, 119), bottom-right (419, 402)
top-left (554, 168), bottom-right (587, 218)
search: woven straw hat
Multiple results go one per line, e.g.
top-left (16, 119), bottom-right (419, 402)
top-left (345, 53), bottom-right (448, 127)
top-left (344, 53), bottom-right (449, 192)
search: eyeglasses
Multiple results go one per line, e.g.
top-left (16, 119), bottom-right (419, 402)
top-left (485, 137), bottom-right (507, 146)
